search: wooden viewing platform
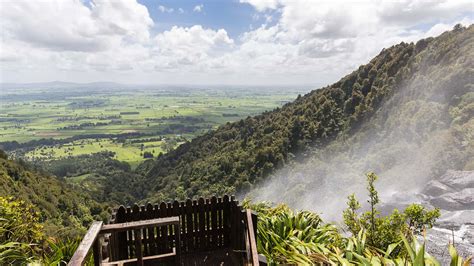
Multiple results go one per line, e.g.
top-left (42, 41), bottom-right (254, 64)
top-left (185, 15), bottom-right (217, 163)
top-left (68, 195), bottom-right (266, 266)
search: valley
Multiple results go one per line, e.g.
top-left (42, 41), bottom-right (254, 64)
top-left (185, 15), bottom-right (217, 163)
top-left (1, 86), bottom-right (305, 167)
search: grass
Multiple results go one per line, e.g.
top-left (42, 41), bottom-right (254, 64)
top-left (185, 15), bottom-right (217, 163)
top-left (24, 138), bottom-right (168, 166)
top-left (2, 87), bottom-right (304, 166)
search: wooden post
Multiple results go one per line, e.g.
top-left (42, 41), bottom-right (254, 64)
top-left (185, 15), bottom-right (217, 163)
top-left (93, 235), bottom-right (102, 266)
top-left (175, 222), bottom-right (182, 266)
top-left (246, 209), bottom-right (259, 266)
top-left (134, 229), bottom-right (144, 266)
top-left (68, 221), bottom-right (103, 266)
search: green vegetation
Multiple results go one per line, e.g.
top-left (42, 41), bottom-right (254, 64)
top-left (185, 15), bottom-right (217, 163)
top-left (0, 87), bottom-right (301, 166)
top-left (244, 173), bottom-right (468, 265)
top-left (138, 25), bottom-right (473, 202)
top-left (0, 151), bottom-right (108, 238)
top-left (40, 152), bottom-right (147, 205)
top-left (0, 25), bottom-right (472, 264)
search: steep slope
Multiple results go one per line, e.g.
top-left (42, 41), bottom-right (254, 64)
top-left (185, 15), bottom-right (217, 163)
top-left (138, 25), bottom-right (473, 202)
top-left (250, 23), bottom-right (473, 227)
top-left (0, 150), bottom-right (108, 237)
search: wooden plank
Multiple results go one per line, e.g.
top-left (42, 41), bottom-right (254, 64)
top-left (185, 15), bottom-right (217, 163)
top-left (165, 202), bottom-right (173, 253)
top-left (185, 199), bottom-right (194, 251)
top-left (101, 248), bottom-right (176, 265)
top-left (93, 235), bottom-right (102, 266)
top-left (159, 202), bottom-right (168, 253)
top-left (175, 222), bottom-right (182, 266)
top-left (246, 209), bottom-right (259, 266)
top-left (172, 200), bottom-right (181, 253)
top-left (101, 217), bottom-right (180, 234)
top-left (125, 206), bottom-right (133, 259)
top-left (139, 205), bottom-right (149, 256)
top-left (192, 199), bottom-right (198, 251)
top-left (210, 196), bottom-right (218, 249)
top-left (146, 203), bottom-right (156, 255)
top-left (68, 221), bottom-right (103, 266)
top-left (217, 197), bottom-right (223, 247)
top-left (205, 198), bottom-right (211, 250)
top-left (197, 197), bottom-right (206, 251)
top-left (115, 206), bottom-right (127, 260)
top-left (135, 229), bottom-right (144, 266)
top-left (179, 201), bottom-right (186, 252)
top-left (223, 195), bottom-right (230, 247)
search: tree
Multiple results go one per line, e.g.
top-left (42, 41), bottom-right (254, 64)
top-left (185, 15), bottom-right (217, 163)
top-left (143, 151), bottom-right (153, 159)
top-left (343, 172), bottom-right (440, 254)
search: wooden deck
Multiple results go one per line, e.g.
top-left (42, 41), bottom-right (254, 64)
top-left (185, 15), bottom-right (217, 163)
top-left (68, 195), bottom-right (263, 266)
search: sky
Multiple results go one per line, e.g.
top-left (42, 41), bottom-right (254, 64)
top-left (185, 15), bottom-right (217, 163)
top-left (0, 0), bottom-right (472, 86)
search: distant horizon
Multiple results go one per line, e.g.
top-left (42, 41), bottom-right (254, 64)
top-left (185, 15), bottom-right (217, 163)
top-left (0, 80), bottom-right (323, 89)
top-left (1, 0), bottom-right (472, 85)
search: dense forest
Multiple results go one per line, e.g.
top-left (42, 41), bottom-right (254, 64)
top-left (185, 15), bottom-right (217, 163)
top-left (136, 25), bottom-right (473, 203)
top-left (0, 150), bottom-right (109, 237)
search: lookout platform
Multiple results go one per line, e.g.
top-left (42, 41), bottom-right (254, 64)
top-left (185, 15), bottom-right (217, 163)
top-left (68, 195), bottom-right (265, 266)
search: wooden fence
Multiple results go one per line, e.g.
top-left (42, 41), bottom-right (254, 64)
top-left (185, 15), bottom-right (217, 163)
top-left (108, 195), bottom-right (251, 262)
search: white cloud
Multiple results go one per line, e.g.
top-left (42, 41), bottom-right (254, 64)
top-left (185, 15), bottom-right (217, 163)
top-left (240, 0), bottom-right (280, 12)
top-left (193, 4), bottom-right (204, 13)
top-left (0, 0), bottom-right (472, 85)
top-left (153, 25), bottom-right (233, 69)
top-left (158, 5), bottom-right (174, 13)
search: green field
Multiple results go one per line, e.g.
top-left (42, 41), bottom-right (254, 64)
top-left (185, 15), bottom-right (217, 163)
top-left (1, 86), bottom-right (305, 166)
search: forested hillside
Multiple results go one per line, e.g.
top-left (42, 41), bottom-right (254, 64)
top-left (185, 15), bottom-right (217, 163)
top-left (138, 25), bottom-right (473, 202)
top-left (0, 150), bottom-right (108, 237)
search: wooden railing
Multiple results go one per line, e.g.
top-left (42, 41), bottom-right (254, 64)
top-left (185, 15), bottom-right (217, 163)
top-left (244, 209), bottom-right (259, 266)
top-left (68, 217), bottom-right (180, 266)
top-left (68, 195), bottom-right (262, 266)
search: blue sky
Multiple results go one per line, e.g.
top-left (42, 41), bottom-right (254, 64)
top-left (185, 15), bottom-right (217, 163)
top-left (0, 0), bottom-right (472, 85)
top-left (139, 0), bottom-right (278, 39)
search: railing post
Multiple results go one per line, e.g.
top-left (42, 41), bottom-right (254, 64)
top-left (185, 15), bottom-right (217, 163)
top-left (68, 221), bottom-right (103, 266)
top-left (246, 209), bottom-right (259, 266)
top-left (93, 235), bottom-right (102, 266)
top-left (175, 222), bottom-right (182, 266)
top-left (134, 229), bottom-right (144, 266)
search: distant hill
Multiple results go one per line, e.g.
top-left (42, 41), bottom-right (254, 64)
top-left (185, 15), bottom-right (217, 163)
top-left (137, 25), bottom-right (473, 203)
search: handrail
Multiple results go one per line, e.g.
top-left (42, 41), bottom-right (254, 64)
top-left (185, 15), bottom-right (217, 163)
top-left (245, 209), bottom-right (259, 266)
top-left (100, 216), bottom-right (179, 234)
top-left (68, 217), bottom-right (181, 266)
top-left (68, 221), bottom-right (103, 266)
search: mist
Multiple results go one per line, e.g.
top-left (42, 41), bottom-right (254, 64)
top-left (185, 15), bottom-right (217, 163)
top-left (246, 50), bottom-right (472, 222)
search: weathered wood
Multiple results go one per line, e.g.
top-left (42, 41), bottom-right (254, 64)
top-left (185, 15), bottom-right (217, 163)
top-left (145, 203), bottom-right (155, 255)
top-left (99, 195), bottom-right (255, 265)
top-left (175, 223), bottom-right (182, 266)
top-left (172, 200), bottom-right (181, 252)
top-left (185, 199), bottom-right (194, 251)
top-left (115, 206), bottom-right (127, 260)
top-left (101, 248), bottom-right (176, 265)
top-left (223, 195), bottom-right (230, 247)
top-left (125, 206), bottom-right (133, 259)
top-left (159, 202), bottom-right (168, 253)
top-left (192, 199), bottom-right (198, 249)
top-left (135, 229), bottom-right (144, 266)
top-left (68, 221), bottom-right (103, 266)
top-left (246, 209), bottom-right (259, 266)
top-left (198, 197), bottom-right (206, 250)
top-left (211, 196), bottom-right (218, 248)
top-left (93, 235), bottom-right (102, 266)
top-left (217, 197), bottom-right (222, 247)
top-left (101, 217), bottom-right (180, 234)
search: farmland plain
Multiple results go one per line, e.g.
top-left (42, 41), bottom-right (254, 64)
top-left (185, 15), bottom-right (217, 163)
top-left (1, 85), bottom-right (307, 166)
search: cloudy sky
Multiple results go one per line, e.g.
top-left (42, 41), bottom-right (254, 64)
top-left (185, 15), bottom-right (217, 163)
top-left (0, 0), bottom-right (472, 86)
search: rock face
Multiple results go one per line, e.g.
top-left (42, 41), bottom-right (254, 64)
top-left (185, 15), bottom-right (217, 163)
top-left (422, 171), bottom-right (474, 211)
top-left (419, 171), bottom-right (474, 262)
